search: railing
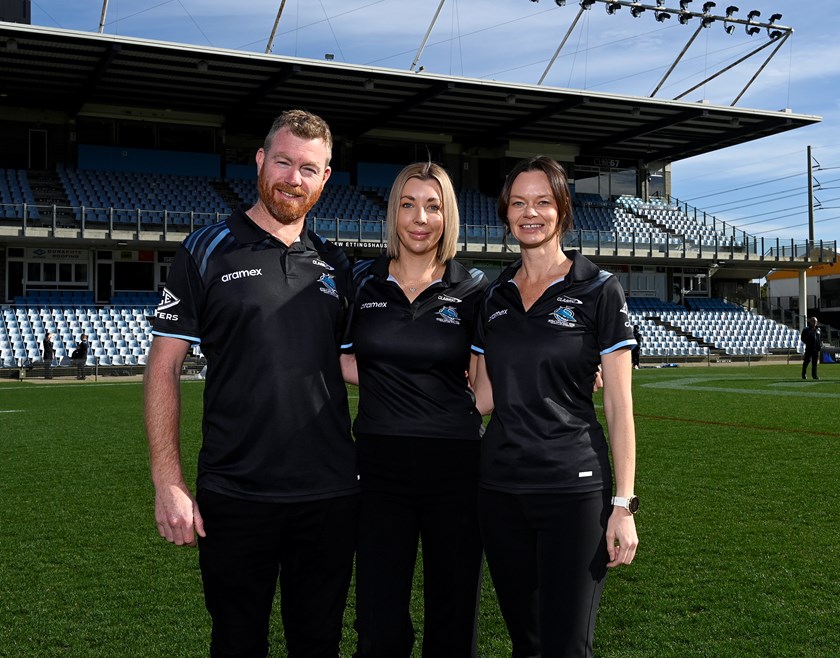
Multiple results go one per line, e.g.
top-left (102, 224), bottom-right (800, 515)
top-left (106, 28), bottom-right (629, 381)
top-left (2, 202), bottom-right (835, 262)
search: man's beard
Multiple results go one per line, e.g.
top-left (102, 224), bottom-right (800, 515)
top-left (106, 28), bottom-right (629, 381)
top-left (258, 175), bottom-right (322, 225)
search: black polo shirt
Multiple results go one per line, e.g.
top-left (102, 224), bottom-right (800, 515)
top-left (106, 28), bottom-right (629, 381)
top-left (151, 208), bottom-right (359, 503)
top-left (346, 255), bottom-right (488, 441)
top-left (472, 250), bottom-right (635, 494)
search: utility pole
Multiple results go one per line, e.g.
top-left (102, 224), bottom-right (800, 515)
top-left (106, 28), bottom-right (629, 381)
top-left (807, 145), bottom-right (815, 243)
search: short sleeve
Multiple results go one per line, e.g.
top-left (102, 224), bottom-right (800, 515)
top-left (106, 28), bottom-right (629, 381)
top-left (596, 276), bottom-right (636, 355)
top-left (150, 244), bottom-right (204, 344)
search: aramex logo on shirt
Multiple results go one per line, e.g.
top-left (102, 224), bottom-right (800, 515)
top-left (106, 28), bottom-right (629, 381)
top-left (221, 268), bottom-right (263, 283)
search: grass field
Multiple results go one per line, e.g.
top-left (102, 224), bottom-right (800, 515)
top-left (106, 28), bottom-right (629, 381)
top-left (1, 364), bottom-right (838, 657)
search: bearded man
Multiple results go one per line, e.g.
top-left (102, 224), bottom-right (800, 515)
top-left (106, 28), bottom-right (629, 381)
top-left (144, 109), bottom-right (359, 658)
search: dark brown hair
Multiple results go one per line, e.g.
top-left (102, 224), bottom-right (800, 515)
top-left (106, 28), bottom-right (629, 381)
top-left (497, 156), bottom-right (573, 240)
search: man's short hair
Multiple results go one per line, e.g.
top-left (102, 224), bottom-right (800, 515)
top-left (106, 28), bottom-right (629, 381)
top-left (264, 109), bottom-right (333, 165)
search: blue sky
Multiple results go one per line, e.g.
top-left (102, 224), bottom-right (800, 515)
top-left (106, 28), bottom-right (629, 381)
top-left (28, 0), bottom-right (840, 247)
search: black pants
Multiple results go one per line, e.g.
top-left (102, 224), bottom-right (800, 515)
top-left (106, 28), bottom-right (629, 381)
top-left (802, 349), bottom-right (819, 379)
top-left (354, 435), bottom-right (482, 658)
top-left (631, 346), bottom-right (640, 368)
top-left (196, 489), bottom-right (359, 658)
top-left (479, 489), bottom-right (610, 658)
top-left (74, 359), bottom-right (86, 379)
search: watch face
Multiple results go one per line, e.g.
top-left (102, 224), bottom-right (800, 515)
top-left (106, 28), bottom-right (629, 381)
top-left (628, 496), bottom-right (640, 514)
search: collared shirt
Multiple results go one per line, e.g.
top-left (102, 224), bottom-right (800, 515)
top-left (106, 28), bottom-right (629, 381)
top-left (346, 255), bottom-right (487, 440)
top-left (472, 250), bottom-right (636, 493)
top-left (151, 207), bottom-right (359, 502)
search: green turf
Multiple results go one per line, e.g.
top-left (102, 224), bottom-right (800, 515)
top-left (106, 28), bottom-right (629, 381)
top-left (1, 365), bottom-right (838, 657)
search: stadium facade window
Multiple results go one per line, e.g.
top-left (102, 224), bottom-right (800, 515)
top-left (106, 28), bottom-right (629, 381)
top-left (25, 261), bottom-right (89, 285)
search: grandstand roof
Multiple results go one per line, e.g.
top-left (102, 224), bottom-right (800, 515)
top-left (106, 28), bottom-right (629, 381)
top-left (0, 22), bottom-right (821, 167)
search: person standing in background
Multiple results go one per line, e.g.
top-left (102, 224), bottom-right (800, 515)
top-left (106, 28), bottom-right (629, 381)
top-left (801, 316), bottom-right (822, 380)
top-left (72, 334), bottom-right (89, 380)
top-left (42, 332), bottom-right (55, 379)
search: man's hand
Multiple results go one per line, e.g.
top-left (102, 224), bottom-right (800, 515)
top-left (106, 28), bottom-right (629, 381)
top-left (154, 483), bottom-right (206, 547)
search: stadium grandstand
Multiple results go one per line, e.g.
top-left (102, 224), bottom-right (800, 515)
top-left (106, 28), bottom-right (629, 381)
top-left (0, 1), bottom-right (837, 376)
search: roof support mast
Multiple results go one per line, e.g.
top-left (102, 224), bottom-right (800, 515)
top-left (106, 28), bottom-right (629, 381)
top-left (538, 4), bottom-right (590, 85)
top-left (410, 0), bottom-right (447, 72)
top-left (265, 0), bottom-right (288, 54)
top-left (98, 0), bottom-right (109, 34)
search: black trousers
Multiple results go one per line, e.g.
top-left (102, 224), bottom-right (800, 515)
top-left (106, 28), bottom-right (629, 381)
top-left (802, 349), bottom-right (819, 379)
top-left (353, 435), bottom-right (482, 658)
top-left (479, 489), bottom-right (610, 658)
top-left (196, 489), bottom-right (360, 658)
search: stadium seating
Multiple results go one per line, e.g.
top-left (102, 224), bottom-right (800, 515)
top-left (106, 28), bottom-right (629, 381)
top-left (3, 165), bottom-right (758, 254)
top-left (1, 300), bottom-right (156, 369)
top-left (627, 297), bottom-right (802, 357)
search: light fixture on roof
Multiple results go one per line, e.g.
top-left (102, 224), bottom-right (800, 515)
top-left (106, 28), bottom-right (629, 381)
top-left (631, 106), bottom-right (641, 116)
top-left (701, 15), bottom-right (714, 27)
top-left (324, 53), bottom-right (335, 60)
top-left (655, 0), bottom-right (666, 5)
top-left (679, 0), bottom-right (692, 9)
top-left (630, 3), bottom-right (645, 18)
top-left (723, 5), bottom-right (738, 33)
top-left (767, 13), bottom-right (783, 39)
top-left (363, 78), bottom-right (374, 90)
top-left (555, 0), bottom-right (567, 6)
top-left (506, 94), bottom-right (517, 105)
top-left (196, 60), bottom-right (208, 73)
top-left (655, 10), bottom-right (671, 21)
top-left (580, 0), bottom-right (596, 9)
top-left (606, 2), bottom-right (621, 15)
top-left (702, 1), bottom-right (716, 12)
top-left (678, 11), bottom-right (692, 23)
top-left (745, 9), bottom-right (760, 35)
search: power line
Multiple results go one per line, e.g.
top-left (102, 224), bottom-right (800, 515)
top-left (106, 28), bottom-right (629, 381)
top-left (679, 171), bottom-right (805, 203)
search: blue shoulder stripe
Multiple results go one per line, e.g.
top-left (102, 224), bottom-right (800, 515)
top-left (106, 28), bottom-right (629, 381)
top-left (182, 222), bottom-right (231, 278)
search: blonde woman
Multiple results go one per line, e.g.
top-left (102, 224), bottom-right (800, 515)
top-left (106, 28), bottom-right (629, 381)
top-left (342, 162), bottom-right (487, 658)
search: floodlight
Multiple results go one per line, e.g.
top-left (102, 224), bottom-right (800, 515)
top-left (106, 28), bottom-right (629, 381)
top-left (702, 1), bottom-right (716, 12)
top-left (606, 2), bottom-right (622, 14)
top-left (701, 16), bottom-right (714, 27)
top-left (656, 0), bottom-right (666, 5)
top-left (745, 8), bottom-right (760, 35)
top-left (655, 10), bottom-right (671, 21)
top-left (724, 23), bottom-right (735, 33)
top-left (768, 29), bottom-right (783, 39)
top-left (679, 0), bottom-right (692, 10)
top-left (555, 0), bottom-right (567, 5)
top-left (725, 5), bottom-right (738, 17)
top-left (769, 13), bottom-right (782, 23)
top-left (631, 4), bottom-right (646, 18)
top-left (580, 0), bottom-right (596, 9)
top-left (678, 12), bottom-right (692, 23)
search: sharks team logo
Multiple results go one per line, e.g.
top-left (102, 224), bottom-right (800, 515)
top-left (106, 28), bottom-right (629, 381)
top-left (549, 305), bottom-right (577, 327)
top-left (318, 273), bottom-right (338, 298)
top-left (436, 306), bottom-right (461, 325)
